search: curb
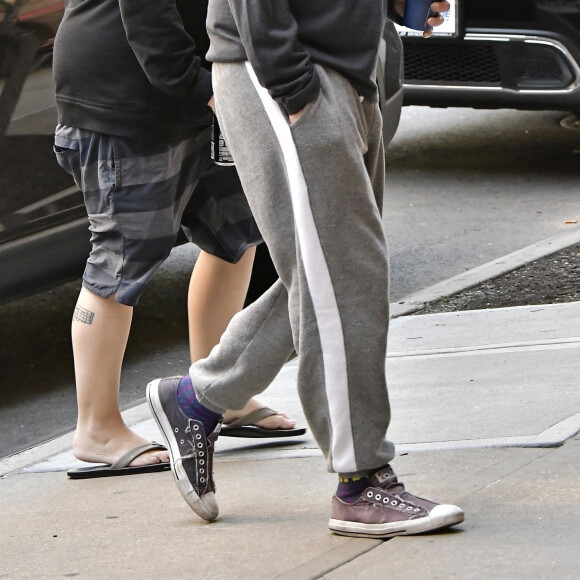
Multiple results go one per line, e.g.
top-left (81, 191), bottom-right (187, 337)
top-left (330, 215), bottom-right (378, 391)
top-left (390, 225), bottom-right (580, 318)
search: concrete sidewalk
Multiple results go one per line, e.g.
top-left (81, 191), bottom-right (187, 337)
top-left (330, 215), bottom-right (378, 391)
top-left (1, 299), bottom-right (579, 579)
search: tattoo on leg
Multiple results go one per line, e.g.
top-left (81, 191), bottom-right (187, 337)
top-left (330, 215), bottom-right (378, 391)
top-left (73, 305), bottom-right (95, 325)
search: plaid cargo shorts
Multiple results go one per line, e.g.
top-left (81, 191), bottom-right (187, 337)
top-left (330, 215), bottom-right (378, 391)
top-left (54, 125), bottom-right (262, 306)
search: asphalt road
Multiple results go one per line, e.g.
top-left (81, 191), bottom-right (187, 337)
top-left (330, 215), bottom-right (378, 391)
top-left (1, 105), bottom-right (579, 458)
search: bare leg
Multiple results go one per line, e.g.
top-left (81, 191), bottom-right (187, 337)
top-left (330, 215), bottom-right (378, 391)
top-left (188, 248), bottom-right (295, 429)
top-left (72, 287), bottom-right (169, 466)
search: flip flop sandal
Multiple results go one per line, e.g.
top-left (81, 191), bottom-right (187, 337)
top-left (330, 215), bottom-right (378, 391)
top-left (67, 442), bottom-right (171, 479)
top-left (220, 407), bottom-right (307, 438)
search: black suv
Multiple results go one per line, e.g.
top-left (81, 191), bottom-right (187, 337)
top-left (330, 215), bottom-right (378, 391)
top-left (398, 0), bottom-right (580, 115)
top-left (0, 3), bottom-right (403, 304)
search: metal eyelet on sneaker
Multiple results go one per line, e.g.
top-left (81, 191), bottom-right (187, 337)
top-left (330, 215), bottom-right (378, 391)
top-left (193, 424), bottom-right (200, 431)
top-left (199, 451), bottom-right (205, 457)
top-left (407, 506), bottom-right (413, 511)
top-left (414, 508), bottom-right (421, 512)
top-left (197, 442), bottom-right (203, 448)
top-left (174, 427), bottom-right (179, 433)
top-left (199, 459), bottom-right (205, 465)
top-left (195, 434), bottom-right (202, 439)
top-left (383, 497), bottom-right (389, 504)
top-left (180, 439), bottom-right (184, 444)
top-left (375, 494), bottom-right (382, 501)
top-left (200, 477), bottom-right (205, 483)
top-left (391, 500), bottom-right (398, 506)
top-left (367, 491), bottom-right (374, 498)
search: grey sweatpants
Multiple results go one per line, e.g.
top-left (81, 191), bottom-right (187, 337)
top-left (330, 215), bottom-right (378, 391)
top-left (191, 62), bottom-right (395, 476)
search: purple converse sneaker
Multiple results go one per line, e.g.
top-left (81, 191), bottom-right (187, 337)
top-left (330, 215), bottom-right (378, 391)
top-left (329, 465), bottom-right (464, 538)
top-left (146, 377), bottom-right (222, 522)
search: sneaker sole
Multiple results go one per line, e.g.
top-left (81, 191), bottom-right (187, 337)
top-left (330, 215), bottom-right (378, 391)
top-left (146, 378), bottom-right (219, 522)
top-left (329, 505), bottom-right (464, 538)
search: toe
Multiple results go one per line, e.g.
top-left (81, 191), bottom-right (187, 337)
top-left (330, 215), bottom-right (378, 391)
top-left (129, 449), bottom-right (170, 467)
top-left (255, 412), bottom-right (296, 430)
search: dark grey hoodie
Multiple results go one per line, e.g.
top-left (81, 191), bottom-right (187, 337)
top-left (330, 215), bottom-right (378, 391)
top-left (206, 0), bottom-right (400, 115)
top-left (54, 0), bottom-right (214, 141)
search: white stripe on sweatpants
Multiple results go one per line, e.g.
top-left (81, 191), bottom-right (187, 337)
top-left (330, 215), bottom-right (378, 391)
top-left (245, 63), bottom-right (356, 473)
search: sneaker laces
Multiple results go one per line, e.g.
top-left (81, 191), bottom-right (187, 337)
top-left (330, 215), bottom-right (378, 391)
top-left (369, 465), bottom-right (406, 495)
top-left (369, 465), bottom-right (438, 513)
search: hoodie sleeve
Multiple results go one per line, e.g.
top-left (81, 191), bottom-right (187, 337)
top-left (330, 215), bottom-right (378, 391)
top-left (226, 0), bottom-right (320, 115)
top-left (119, 0), bottom-right (213, 109)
